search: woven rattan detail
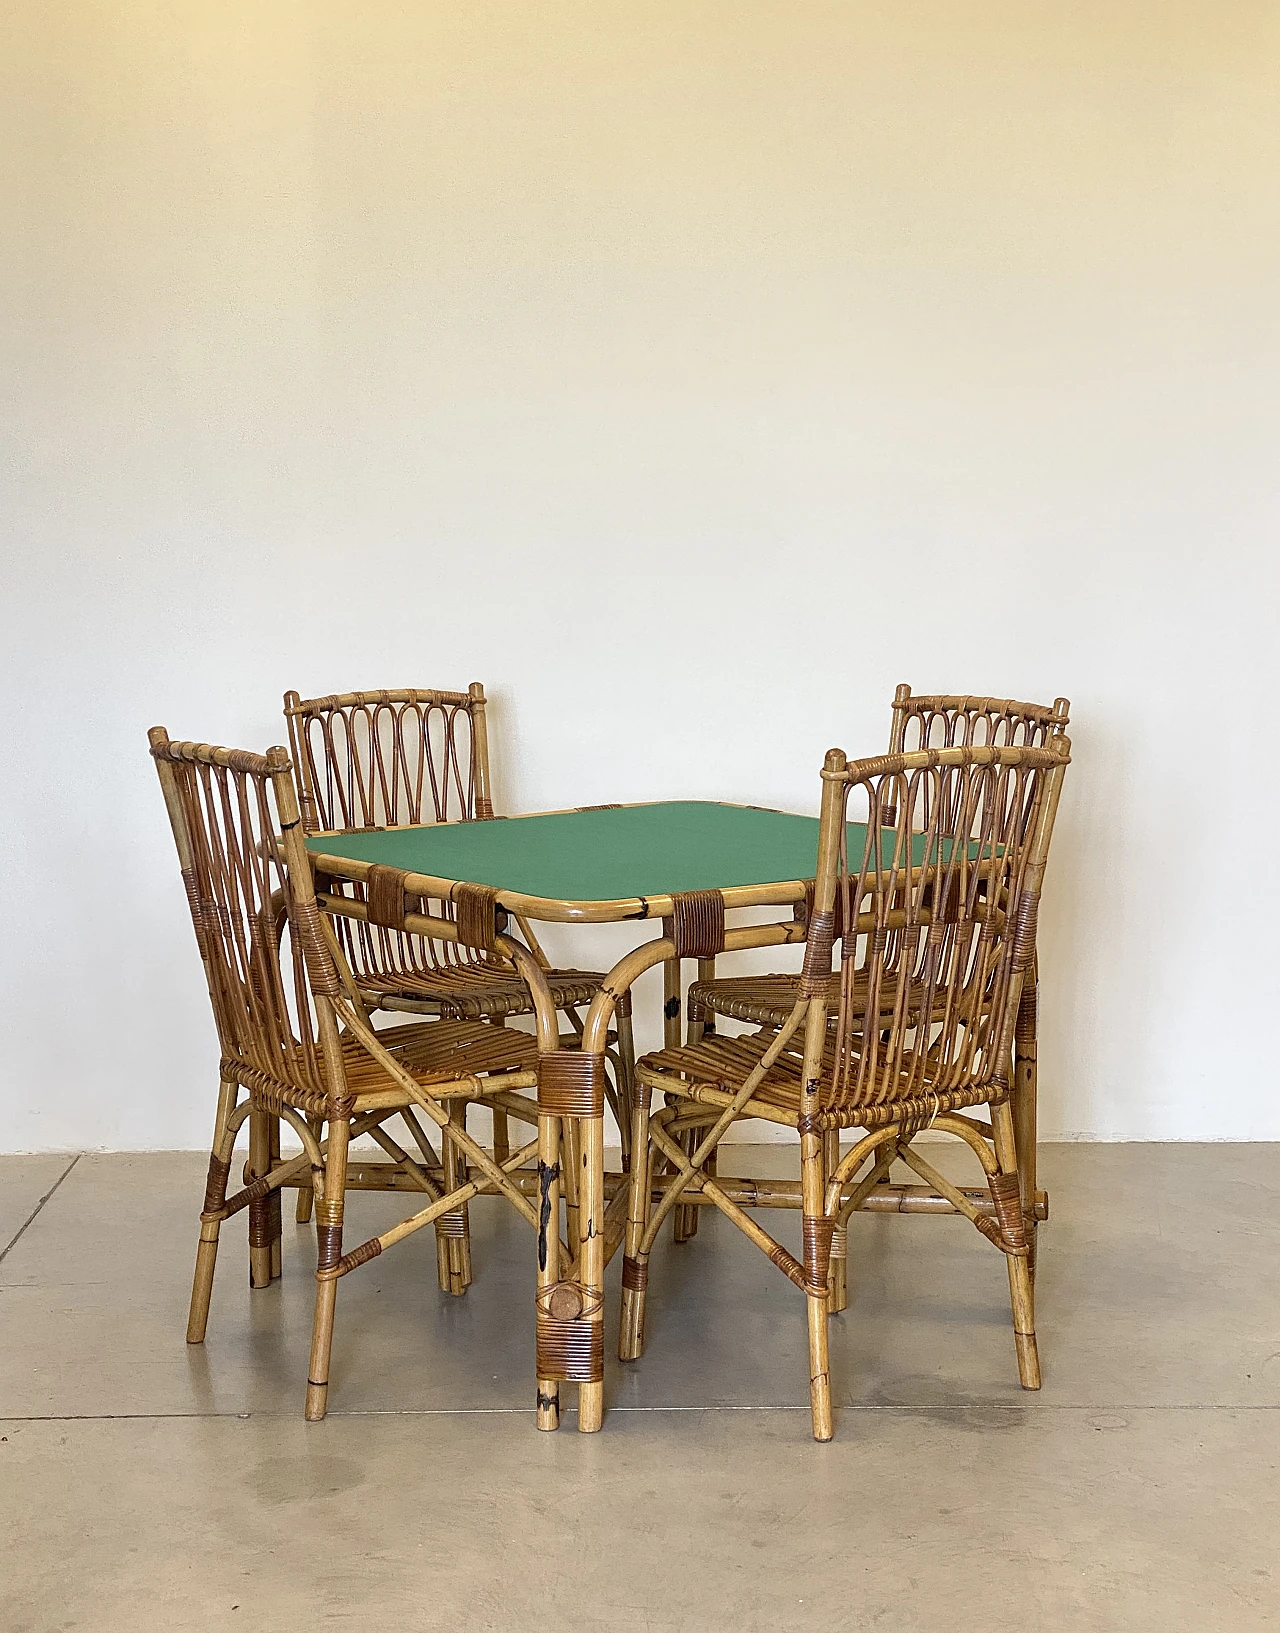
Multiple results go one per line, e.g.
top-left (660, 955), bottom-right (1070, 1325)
top-left (621, 1254), bottom-right (649, 1293)
top-left (538, 1051), bottom-right (607, 1117)
top-left (435, 1210), bottom-right (468, 1239)
top-left (988, 1171), bottom-right (1029, 1253)
top-left (367, 864), bottom-right (409, 931)
top-left (798, 910), bottom-right (835, 997)
top-left (829, 1224), bottom-right (848, 1262)
top-left (535, 1315), bottom-right (605, 1382)
top-left (202, 1153), bottom-right (231, 1216)
top-left (475, 794), bottom-right (495, 820)
top-left (455, 882), bottom-right (501, 952)
top-left (663, 889), bottom-right (726, 959)
top-left (292, 899), bottom-right (341, 997)
top-left (354, 965), bottom-right (605, 1021)
top-left (248, 1194), bottom-right (275, 1250)
top-left (337, 1237), bottom-right (383, 1274)
top-left (803, 1216), bottom-right (836, 1295)
top-left (638, 1033), bottom-right (1006, 1132)
top-left (316, 1225), bottom-right (342, 1273)
top-left (1011, 893), bottom-right (1039, 972)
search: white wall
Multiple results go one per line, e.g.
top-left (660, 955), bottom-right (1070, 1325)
top-left (3, 2), bottom-right (1278, 1151)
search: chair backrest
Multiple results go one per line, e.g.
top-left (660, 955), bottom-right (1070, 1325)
top-left (805, 739), bottom-right (1070, 1123)
top-left (149, 729), bottom-right (344, 1101)
top-left (282, 686), bottom-right (499, 982)
top-left (283, 685), bottom-right (494, 833)
top-left (888, 684), bottom-right (1070, 755)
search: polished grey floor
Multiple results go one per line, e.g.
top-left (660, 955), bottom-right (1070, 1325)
top-left (2, 1143), bottom-right (1278, 1631)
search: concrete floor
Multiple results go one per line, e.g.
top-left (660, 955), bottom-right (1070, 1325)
top-left (2, 1143), bottom-right (1278, 1631)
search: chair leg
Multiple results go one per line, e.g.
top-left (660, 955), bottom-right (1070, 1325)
top-left (491, 1015), bottom-right (511, 1166)
top-left (619, 1085), bottom-right (653, 1361)
top-left (673, 958), bottom-right (705, 1243)
top-left (247, 1106), bottom-right (274, 1290)
top-left (306, 1114), bottom-right (349, 1422)
top-left (187, 1078), bottom-right (237, 1344)
top-left (1013, 977), bottom-right (1039, 1276)
top-left (268, 1116), bottom-right (283, 1281)
top-left (824, 1131), bottom-right (846, 1313)
top-left (295, 1114), bottom-right (320, 1223)
top-left (436, 1102), bottom-right (472, 1295)
top-left (801, 1134), bottom-right (833, 1441)
top-left (807, 1289), bottom-right (833, 1441)
top-left (991, 1098), bottom-right (1040, 1390)
top-left (614, 1003), bottom-right (638, 1170)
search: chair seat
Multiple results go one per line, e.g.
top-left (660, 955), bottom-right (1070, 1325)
top-left (226, 1017), bottom-right (539, 1118)
top-left (638, 1031), bottom-right (1000, 1132)
top-left (688, 970), bottom-right (934, 1031)
top-left (356, 964), bottom-right (607, 1021)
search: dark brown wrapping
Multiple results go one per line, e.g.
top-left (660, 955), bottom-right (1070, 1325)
top-left (803, 1215), bottom-right (836, 1295)
top-left (202, 1153), bottom-right (231, 1217)
top-left (455, 882), bottom-right (501, 951)
top-left (538, 1051), bottom-right (608, 1117)
top-left (536, 1314), bottom-right (604, 1382)
top-left (798, 910), bottom-right (835, 997)
top-left (988, 1171), bottom-right (1029, 1252)
top-left (367, 864), bottom-right (409, 930)
top-left (662, 889), bottom-right (726, 959)
top-left (293, 898), bottom-right (341, 997)
top-left (621, 1255), bottom-right (649, 1293)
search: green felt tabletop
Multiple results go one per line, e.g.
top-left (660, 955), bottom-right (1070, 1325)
top-left (307, 800), bottom-right (841, 903)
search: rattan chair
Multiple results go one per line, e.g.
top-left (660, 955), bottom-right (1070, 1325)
top-left (685, 686), bottom-right (1070, 1257)
top-left (283, 685), bottom-right (638, 1285)
top-left (150, 729), bottom-right (564, 1420)
top-left (622, 737), bottom-right (1071, 1439)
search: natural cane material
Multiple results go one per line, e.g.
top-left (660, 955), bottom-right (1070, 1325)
top-left (687, 687), bottom-right (1070, 1243)
top-left (630, 737), bottom-right (1071, 1439)
top-left (283, 683), bottom-right (638, 1248)
top-left (149, 727), bottom-right (570, 1420)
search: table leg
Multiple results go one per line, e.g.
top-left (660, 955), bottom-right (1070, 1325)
top-left (536, 1108), bottom-right (562, 1431)
top-left (577, 1110), bottom-right (605, 1433)
top-left (667, 955), bottom-right (698, 1244)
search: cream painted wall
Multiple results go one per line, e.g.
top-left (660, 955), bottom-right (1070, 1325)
top-left (2, 2), bottom-right (1278, 1150)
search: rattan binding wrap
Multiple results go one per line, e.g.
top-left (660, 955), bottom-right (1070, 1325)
top-left (454, 882), bottom-right (501, 951)
top-left (663, 889), bottom-right (726, 959)
top-left (535, 1315), bottom-right (605, 1383)
top-left (367, 864), bottom-right (410, 931)
top-left (802, 1216), bottom-right (836, 1295)
top-left (538, 1051), bottom-right (608, 1117)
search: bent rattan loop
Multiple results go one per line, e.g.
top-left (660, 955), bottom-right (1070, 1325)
top-left (367, 863), bottom-right (410, 931)
top-left (454, 882), bottom-right (501, 951)
top-left (663, 889), bottom-right (726, 959)
top-left (538, 1051), bottom-right (607, 1117)
top-left (536, 1314), bottom-right (605, 1382)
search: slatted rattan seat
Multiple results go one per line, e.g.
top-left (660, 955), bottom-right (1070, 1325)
top-left (640, 1031), bottom-right (1000, 1132)
top-left (353, 963), bottom-right (606, 1021)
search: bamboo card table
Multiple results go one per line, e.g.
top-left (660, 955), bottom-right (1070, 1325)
top-left (305, 799), bottom-right (1043, 1431)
